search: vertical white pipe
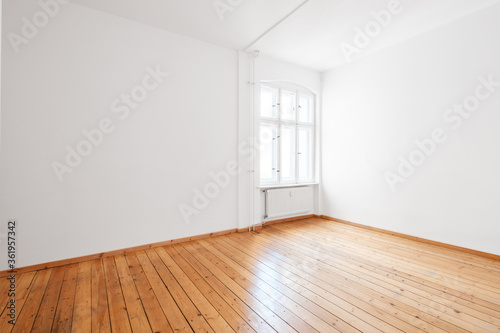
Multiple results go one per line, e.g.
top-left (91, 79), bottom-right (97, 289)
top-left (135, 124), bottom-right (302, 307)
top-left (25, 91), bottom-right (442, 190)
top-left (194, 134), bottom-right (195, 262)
top-left (249, 51), bottom-right (259, 231)
top-left (0, 0), bottom-right (3, 160)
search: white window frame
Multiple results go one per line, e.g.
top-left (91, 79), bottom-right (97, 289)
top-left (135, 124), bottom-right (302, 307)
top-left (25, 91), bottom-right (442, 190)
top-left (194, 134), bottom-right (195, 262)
top-left (259, 83), bottom-right (316, 186)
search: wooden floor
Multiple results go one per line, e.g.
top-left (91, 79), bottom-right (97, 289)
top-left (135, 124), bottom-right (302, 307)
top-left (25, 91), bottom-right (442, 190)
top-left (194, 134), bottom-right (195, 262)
top-left (1, 218), bottom-right (500, 332)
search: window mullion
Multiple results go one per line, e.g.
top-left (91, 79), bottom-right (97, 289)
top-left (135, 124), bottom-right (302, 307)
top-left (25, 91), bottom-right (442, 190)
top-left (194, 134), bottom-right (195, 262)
top-left (278, 124), bottom-right (282, 184)
top-left (277, 89), bottom-right (282, 184)
top-left (295, 93), bottom-right (300, 183)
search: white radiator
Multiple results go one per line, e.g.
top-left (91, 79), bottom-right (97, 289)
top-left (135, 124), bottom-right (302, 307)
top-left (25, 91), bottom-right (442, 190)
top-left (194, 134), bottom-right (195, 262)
top-left (264, 187), bottom-right (314, 220)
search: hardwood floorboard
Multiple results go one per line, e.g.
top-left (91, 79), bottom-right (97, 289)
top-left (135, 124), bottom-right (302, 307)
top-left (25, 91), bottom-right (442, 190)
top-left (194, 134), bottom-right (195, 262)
top-left (11, 269), bottom-right (52, 333)
top-left (52, 263), bottom-right (79, 332)
top-left (186, 241), bottom-right (315, 332)
top-left (290, 220), bottom-right (500, 310)
top-left (224, 232), bottom-right (413, 333)
top-left (201, 238), bottom-right (351, 333)
top-left (197, 238), bottom-right (334, 332)
top-left (153, 247), bottom-right (234, 332)
top-left (91, 259), bottom-right (112, 333)
top-left (114, 255), bottom-right (152, 333)
top-left (145, 248), bottom-right (214, 332)
top-left (31, 266), bottom-right (66, 333)
top-left (72, 261), bottom-right (92, 333)
top-left (135, 250), bottom-right (192, 332)
top-left (170, 244), bottom-right (277, 332)
top-left (102, 256), bottom-right (132, 333)
top-left (310, 221), bottom-right (500, 295)
top-left (1, 218), bottom-right (499, 332)
top-left (260, 225), bottom-right (479, 332)
top-left (310, 218), bottom-right (500, 282)
top-left (0, 271), bottom-right (37, 332)
top-left (270, 221), bottom-right (500, 330)
top-left (124, 252), bottom-right (173, 333)
top-left (159, 246), bottom-right (253, 332)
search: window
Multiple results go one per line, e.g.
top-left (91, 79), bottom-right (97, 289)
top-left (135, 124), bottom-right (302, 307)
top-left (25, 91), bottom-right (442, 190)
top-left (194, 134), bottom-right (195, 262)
top-left (259, 84), bottom-right (315, 185)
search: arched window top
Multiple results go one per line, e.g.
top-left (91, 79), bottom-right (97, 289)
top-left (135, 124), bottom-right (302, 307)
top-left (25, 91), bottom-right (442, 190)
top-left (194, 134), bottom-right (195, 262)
top-left (260, 80), bottom-right (317, 97)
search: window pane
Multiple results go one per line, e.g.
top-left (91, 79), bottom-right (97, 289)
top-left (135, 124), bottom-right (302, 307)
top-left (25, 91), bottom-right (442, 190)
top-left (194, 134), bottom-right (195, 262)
top-left (298, 126), bottom-right (314, 182)
top-left (260, 86), bottom-right (278, 118)
top-left (260, 123), bottom-right (278, 183)
top-left (280, 124), bottom-right (296, 182)
top-left (280, 90), bottom-right (296, 121)
top-left (298, 94), bottom-right (314, 123)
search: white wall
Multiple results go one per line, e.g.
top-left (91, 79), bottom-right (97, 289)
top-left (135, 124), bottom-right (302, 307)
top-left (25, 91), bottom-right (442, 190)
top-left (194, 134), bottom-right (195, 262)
top-left (322, 4), bottom-right (500, 255)
top-left (0, 0), bottom-right (2, 169)
top-left (0, 2), bottom-right (239, 268)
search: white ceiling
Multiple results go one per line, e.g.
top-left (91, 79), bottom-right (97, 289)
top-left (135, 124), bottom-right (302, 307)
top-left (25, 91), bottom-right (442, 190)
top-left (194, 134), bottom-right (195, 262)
top-left (74, 0), bottom-right (500, 72)
top-left (251, 0), bottom-right (500, 71)
top-left (72, 0), bottom-right (308, 50)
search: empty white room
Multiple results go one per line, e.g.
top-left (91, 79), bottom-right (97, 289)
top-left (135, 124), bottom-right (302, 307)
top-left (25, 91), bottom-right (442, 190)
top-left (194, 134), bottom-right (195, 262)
top-left (1, 0), bottom-right (499, 332)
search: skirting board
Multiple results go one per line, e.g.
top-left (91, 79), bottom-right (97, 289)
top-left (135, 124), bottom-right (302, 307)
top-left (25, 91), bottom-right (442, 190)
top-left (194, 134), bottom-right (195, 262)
top-left (263, 214), bottom-right (319, 226)
top-left (7, 214), bottom-right (494, 277)
top-left (0, 216), bottom-right (315, 277)
top-left (320, 215), bottom-right (500, 262)
top-left (0, 226), bottom-right (260, 278)
top-left (238, 225), bottom-right (263, 233)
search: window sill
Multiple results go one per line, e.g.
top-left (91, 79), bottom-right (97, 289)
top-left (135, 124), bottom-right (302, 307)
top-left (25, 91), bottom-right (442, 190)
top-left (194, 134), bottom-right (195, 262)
top-left (259, 183), bottom-right (319, 190)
